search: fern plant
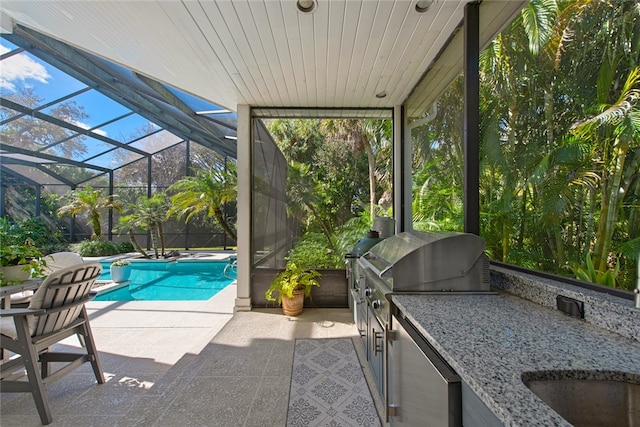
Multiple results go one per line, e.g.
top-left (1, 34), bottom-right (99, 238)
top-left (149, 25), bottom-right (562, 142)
top-left (265, 262), bottom-right (321, 305)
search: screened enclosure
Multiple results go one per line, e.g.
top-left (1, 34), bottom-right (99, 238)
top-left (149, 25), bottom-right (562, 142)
top-left (1, 29), bottom-right (240, 249)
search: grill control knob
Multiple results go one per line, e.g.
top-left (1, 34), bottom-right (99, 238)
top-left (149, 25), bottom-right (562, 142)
top-left (372, 300), bottom-right (382, 310)
top-left (364, 288), bottom-right (373, 297)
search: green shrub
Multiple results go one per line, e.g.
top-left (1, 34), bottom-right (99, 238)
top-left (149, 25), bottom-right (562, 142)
top-left (286, 233), bottom-right (343, 269)
top-left (0, 217), bottom-right (68, 255)
top-left (116, 241), bottom-right (135, 253)
top-left (70, 239), bottom-right (121, 257)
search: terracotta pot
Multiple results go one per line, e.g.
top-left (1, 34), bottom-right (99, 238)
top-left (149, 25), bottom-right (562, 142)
top-left (281, 289), bottom-right (305, 316)
top-left (0, 265), bottom-right (31, 283)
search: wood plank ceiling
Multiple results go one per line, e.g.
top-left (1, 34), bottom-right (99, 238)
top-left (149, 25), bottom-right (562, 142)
top-left (0, 0), bottom-right (525, 117)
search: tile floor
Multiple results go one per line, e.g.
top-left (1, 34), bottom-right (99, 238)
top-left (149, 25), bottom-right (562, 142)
top-left (1, 284), bottom-right (384, 426)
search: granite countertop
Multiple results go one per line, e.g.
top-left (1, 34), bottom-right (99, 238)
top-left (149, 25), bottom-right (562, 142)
top-left (392, 291), bottom-right (640, 426)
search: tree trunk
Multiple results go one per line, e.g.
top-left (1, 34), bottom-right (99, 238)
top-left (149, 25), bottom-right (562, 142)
top-left (214, 207), bottom-right (237, 242)
top-left (90, 212), bottom-right (101, 240)
top-left (148, 223), bottom-right (159, 259)
top-left (593, 138), bottom-right (628, 272)
top-left (628, 158), bottom-right (640, 239)
top-left (622, 149), bottom-right (640, 239)
top-left (157, 221), bottom-right (166, 257)
top-left (128, 228), bottom-right (149, 259)
top-left (517, 187), bottom-right (528, 248)
top-left (502, 218), bottom-right (510, 262)
top-left (544, 85), bottom-right (555, 149)
top-left (364, 140), bottom-right (376, 220)
top-left (304, 202), bottom-right (336, 252)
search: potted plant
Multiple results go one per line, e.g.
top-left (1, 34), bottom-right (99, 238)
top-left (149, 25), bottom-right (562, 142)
top-left (0, 242), bottom-right (46, 285)
top-left (110, 259), bottom-right (132, 283)
top-left (264, 262), bottom-right (321, 316)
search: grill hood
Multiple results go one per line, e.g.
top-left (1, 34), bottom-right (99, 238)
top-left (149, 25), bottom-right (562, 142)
top-left (359, 230), bottom-right (490, 292)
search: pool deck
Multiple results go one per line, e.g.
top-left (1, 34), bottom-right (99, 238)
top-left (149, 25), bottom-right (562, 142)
top-left (0, 283), bottom-right (381, 426)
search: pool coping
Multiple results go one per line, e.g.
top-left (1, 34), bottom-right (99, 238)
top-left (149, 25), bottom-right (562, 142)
top-left (85, 251), bottom-right (236, 264)
top-left (92, 280), bottom-right (129, 296)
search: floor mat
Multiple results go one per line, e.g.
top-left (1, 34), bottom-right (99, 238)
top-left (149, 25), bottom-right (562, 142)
top-left (287, 338), bottom-right (381, 427)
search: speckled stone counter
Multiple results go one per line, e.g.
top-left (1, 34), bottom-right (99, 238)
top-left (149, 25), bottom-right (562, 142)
top-left (391, 291), bottom-right (640, 426)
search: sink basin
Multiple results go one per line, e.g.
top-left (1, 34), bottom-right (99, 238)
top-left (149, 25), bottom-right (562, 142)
top-left (522, 371), bottom-right (640, 427)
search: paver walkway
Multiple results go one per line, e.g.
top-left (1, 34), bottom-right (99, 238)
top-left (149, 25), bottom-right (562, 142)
top-left (1, 285), bottom-right (383, 426)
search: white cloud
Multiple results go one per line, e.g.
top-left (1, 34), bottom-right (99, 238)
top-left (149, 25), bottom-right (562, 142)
top-left (75, 120), bottom-right (108, 137)
top-left (0, 45), bottom-right (51, 90)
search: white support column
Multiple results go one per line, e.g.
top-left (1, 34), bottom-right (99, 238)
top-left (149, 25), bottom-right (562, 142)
top-left (235, 104), bottom-right (252, 311)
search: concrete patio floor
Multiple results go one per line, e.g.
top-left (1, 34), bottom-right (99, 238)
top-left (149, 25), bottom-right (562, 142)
top-left (1, 284), bottom-right (382, 426)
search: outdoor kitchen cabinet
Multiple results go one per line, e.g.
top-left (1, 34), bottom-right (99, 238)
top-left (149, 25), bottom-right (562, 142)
top-left (388, 313), bottom-right (462, 426)
top-left (461, 382), bottom-right (502, 427)
top-left (367, 306), bottom-right (385, 395)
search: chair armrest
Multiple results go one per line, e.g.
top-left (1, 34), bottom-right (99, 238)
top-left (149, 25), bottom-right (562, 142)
top-left (0, 307), bottom-right (46, 317)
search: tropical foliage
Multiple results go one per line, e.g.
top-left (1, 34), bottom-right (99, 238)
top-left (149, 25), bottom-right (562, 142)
top-left (412, 0), bottom-right (639, 290)
top-left (2, 0), bottom-right (636, 294)
top-left (0, 217), bottom-right (67, 255)
top-left (56, 185), bottom-right (121, 240)
top-left (69, 239), bottom-right (131, 257)
top-left (116, 193), bottom-right (170, 259)
top-left (266, 118), bottom-right (393, 254)
top-left (167, 164), bottom-right (238, 241)
top-left (285, 232), bottom-right (342, 270)
top-left (264, 262), bottom-right (321, 305)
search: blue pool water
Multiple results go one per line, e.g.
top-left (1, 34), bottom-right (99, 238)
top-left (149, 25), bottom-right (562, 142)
top-left (94, 261), bottom-right (234, 302)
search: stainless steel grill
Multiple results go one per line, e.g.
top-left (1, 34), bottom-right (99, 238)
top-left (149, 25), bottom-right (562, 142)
top-left (348, 230), bottom-right (491, 422)
top-left (358, 230), bottom-right (490, 294)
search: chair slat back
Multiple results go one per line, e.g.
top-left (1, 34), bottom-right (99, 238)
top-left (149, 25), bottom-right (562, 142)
top-left (41, 252), bottom-right (83, 275)
top-left (27, 262), bottom-right (102, 337)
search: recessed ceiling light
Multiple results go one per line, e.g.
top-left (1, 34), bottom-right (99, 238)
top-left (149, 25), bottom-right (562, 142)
top-left (415, 0), bottom-right (434, 13)
top-left (376, 91), bottom-right (387, 99)
top-left (297, 0), bottom-right (317, 13)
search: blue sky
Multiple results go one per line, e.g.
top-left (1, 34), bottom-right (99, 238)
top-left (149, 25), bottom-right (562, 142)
top-left (1, 37), bottom-right (236, 169)
top-left (0, 38), bottom-right (143, 139)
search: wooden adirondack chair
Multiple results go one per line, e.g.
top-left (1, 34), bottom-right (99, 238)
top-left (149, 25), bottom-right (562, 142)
top-left (0, 261), bottom-right (105, 425)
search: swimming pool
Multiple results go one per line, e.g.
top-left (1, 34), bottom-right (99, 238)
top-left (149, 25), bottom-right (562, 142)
top-left (94, 261), bottom-right (235, 301)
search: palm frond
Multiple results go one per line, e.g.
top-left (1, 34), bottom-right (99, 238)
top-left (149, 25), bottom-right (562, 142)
top-left (618, 237), bottom-right (640, 260)
top-left (521, 0), bottom-right (558, 55)
top-left (572, 66), bottom-right (640, 134)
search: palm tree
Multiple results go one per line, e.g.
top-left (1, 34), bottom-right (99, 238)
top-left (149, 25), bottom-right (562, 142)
top-left (479, 0), bottom-right (563, 261)
top-left (134, 193), bottom-right (170, 258)
top-left (56, 185), bottom-right (121, 240)
top-left (115, 194), bottom-right (170, 259)
top-left (167, 164), bottom-right (237, 242)
top-left (477, 0), bottom-right (639, 287)
top-left (285, 161), bottom-right (335, 251)
top-left (115, 214), bottom-right (150, 259)
top-left (572, 66), bottom-right (640, 273)
top-left (321, 119), bottom-right (379, 221)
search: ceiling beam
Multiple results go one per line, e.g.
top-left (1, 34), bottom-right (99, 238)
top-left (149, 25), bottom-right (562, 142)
top-left (135, 72), bottom-right (237, 132)
top-left (0, 164), bottom-right (41, 187)
top-left (0, 86), bottom-right (93, 126)
top-left (0, 143), bottom-right (111, 173)
top-left (0, 97), bottom-right (150, 157)
top-left (0, 158), bottom-right (77, 187)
